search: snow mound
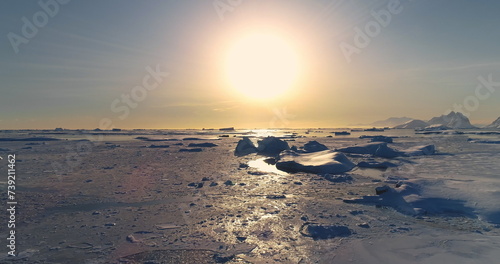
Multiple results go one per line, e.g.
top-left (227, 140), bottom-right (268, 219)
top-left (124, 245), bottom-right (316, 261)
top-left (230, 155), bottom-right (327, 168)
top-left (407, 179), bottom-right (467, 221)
top-left (394, 119), bottom-right (429, 129)
top-left (338, 142), bottom-right (436, 157)
top-left (338, 142), bottom-right (402, 158)
top-left (276, 150), bottom-right (355, 174)
top-left (375, 144), bottom-right (404, 158)
top-left (403, 145), bottom-right (436, 156)
top-left (301, 141), bottom-right (329, 153)
top-left (338, 142), bottom-right (388, 155)
top-left (344, 182), bottom-right (475, 217)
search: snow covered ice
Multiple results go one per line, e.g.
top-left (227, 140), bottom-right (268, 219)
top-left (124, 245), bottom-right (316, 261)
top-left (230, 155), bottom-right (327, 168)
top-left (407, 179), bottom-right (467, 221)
top-left (276, 149), bottom-right (356, 174)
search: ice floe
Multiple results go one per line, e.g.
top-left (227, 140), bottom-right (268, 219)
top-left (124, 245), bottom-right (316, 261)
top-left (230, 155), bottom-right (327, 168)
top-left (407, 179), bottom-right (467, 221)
top-left (402, 145), bottom-right (436, 156)
top-left (300, 223), bottom-right (352, 240)
top-left (358, 161), bottom-right (398, 169)
top-left (359, 135), bottom-right (394, 143)
top-left (188, 143), bottom-right (218, 147)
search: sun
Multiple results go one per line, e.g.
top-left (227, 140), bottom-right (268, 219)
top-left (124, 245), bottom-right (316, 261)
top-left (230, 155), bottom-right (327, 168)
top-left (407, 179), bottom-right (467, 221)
top-left (225, 33), bottom-right (300, 100)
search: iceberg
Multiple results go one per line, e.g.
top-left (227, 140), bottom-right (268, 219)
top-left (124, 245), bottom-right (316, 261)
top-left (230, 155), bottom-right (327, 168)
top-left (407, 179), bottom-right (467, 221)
top-left (234, 136), bottom-right (289, 157)
top-left (256, 137), bottom-right (289, 156)
top-left (234, 137), bottom-right (258, 156)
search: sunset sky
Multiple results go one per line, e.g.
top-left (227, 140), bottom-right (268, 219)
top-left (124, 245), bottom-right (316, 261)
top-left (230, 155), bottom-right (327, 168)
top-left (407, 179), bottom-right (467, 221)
top-left (1, 0), bottom-right (500, 129)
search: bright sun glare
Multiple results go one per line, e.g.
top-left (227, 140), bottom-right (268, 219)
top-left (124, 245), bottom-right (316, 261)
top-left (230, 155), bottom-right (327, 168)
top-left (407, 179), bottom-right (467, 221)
top-left (225, 33), bottom-right (300, 100)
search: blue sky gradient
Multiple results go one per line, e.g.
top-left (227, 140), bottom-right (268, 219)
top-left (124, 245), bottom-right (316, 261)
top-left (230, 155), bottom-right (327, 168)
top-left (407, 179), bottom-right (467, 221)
top-left (1, 0), bottom-right (499, 129)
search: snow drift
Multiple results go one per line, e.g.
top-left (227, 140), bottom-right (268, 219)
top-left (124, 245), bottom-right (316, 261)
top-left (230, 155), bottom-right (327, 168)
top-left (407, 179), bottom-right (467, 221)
top-left (338, 142), bottom-right (435, 157)
top-left (276, 150), bottom-right (355, 174)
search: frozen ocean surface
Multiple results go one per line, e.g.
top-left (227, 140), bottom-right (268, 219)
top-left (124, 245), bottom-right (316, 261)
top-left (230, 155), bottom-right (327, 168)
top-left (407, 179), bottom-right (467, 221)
top-left (4, 128), bottom-right (499, 263)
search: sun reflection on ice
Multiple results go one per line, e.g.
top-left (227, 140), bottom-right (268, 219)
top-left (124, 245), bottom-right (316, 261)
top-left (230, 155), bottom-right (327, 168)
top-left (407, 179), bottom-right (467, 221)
top-left (248, 158), bottom-right (288, 176)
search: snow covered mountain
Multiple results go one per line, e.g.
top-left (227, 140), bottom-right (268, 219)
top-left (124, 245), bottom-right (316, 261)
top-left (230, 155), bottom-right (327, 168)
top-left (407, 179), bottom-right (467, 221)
top-left (371, 117), bottom-right (413, 127)
top-left (393, 119), bottom-right (429, 129)
top-left (485, 116), bottom-right (500, 129)
top-left (427, 111), bottom-right (476, 129)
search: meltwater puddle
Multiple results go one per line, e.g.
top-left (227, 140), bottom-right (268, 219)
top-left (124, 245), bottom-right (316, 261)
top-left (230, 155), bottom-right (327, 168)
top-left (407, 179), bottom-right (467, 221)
top-left (247, 158), bottom-right (288, 175)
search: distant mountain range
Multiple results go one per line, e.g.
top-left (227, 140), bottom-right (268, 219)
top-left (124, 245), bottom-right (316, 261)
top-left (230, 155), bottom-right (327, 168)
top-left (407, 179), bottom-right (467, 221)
top-left (486, 117), bottom-right (500, 129)
top-left (372, 112), bottom-right (480, 129)
top-left (427, 111), bottom-right (476, 129)
top-left (393, 119), bottom-right (429, 129)
top-left (368, 113), bottom-right (500, 129)
top-left (370, 117), bottom-right (413, 127)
